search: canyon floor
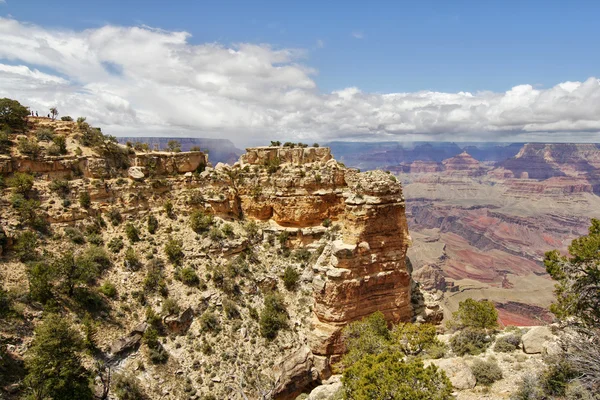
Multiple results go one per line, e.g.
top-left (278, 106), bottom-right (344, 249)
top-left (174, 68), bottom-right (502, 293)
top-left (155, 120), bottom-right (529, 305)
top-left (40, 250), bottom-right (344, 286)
top-left (402, 172), bottom-right (599, 325)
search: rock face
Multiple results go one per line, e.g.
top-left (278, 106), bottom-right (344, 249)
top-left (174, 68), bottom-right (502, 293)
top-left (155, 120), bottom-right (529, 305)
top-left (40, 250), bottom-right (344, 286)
top-left (235, 148), bottom-right (413, 358)
top-left (273, 346), bottom-right (319, 400)
top-left (241, 146), bottom-right (332, 166)
top-left (309, 170), bottom-right (412, 356)
top-left (501, 143), bottom-right (600, 180)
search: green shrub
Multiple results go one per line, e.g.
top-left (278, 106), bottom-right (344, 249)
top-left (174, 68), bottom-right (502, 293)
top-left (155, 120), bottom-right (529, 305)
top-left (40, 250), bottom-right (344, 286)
top-left (49, 179), bottom-right (70, 197)
top-left (61, 116), bottom-right (74, 122)
top-left (392, 322), bottom-right (440, 356)
top-left (50, 135), bottom-right (67, 155)
top-left (472, 358), bottom-right (503, 386)
top-left (7, 172), bottom-right (34, 195)
top-left (161, 298), bottom-right (180, 316)
top-left (293, 248), bottom-right (311, 263)
top-left (282, 266), bottom-right (299, 291)
top-left (86, 233), bottom-right (103, 246)
top-left (108, 236), bottom-right (124, 253)
top-left (17, 137), bottom-right (42, 159)
top-left (539, 357), bottom-right (577, 397)
top-left (112, 373), bottom-right (147, 400)
top-left (125, 223), bottom-right (140, 243)
top-left (190, 210), bottom-right (214, 233)
top-left (107, 208), bottom-right (123, 226)
top-left (322, 218), bottom-right (332, 227)
top-left (223, 299), bottom-right (240, 319)
top-left (176, 267), bottom-right (200, 286)
top-left (147, 214), bottom-right (158, 234)
top-left (99, 282), bottom-right (117, 299)
top-left (259, 293), bottom-right (288, 340)
top-left (511, 373), bottom-right (543, 400)
top-left (35, 128), bottom-right (55, 142)
top-left (11, 195), bottom-right (47, 231)
top-left (164, 237), bottom-right (184, 265)
top-left (450, 328), bottom-right (490, 356)
top-left (494, 334), bottom-right (521, 352)
top-left (15, 230), bottom-right (39, 261)
top-left (222, 223), bottom-right (234, 238)
top-left (264, 157), bottom-right (281, 174)
top-left (0, 129), bottom-right (11, 155)
top-left (200, 311), bottom-right (220, 333)
top-left (79, 191), bottom-right (91, 208)
top-left (64, 227), bottom-right (85, 245)
top-left (79, 245), bottom-right (111, 273)
top-left (143, 259), bottom-right (167, 296)
top-left (448, 298), bottom-right (499, 331)
top-left (163, 201), bottom-right (174, 218)
top-left (209, 227), bottom-right (224, 241)
top-left (124, 247), bottom-right (141, 271)
top-left (27, 261), bottom-right (54, 304)
top-left (342, 352), bottom-right (453, 400)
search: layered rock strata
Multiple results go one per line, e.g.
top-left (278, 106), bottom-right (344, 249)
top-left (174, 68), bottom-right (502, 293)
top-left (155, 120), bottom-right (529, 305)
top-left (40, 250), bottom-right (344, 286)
top-left (233, 148), bottom-right (413, 357)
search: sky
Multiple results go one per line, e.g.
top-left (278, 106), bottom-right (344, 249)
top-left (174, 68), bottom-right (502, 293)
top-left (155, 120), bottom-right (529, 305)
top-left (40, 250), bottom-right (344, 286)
top-left (0, 0), bottom-right (599, 146)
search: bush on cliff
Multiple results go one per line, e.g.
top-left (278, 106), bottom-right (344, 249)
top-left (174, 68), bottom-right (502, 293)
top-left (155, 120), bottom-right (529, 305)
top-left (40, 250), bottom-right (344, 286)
top-left (447, 298), bottom-right (499, 332)
top-left (259, 292), bottom-right (288, 340)
top-left (450, 327), bottom-right (490, 356)
top-left (190, 210), bottom-right (214, 233)
top-left (472, 357), bottom-right (503, 386)
top-left (342, 352), bottom-right (453, 400)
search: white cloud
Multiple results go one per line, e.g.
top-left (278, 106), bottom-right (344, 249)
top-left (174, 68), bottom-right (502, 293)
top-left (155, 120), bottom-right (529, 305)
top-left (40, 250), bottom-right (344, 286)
top-left (316, 39), bottom-right (325, 48)
top-left (351, 31), bottom-right (364, 39)
top-left (1, 17), bottom-right (600, 145)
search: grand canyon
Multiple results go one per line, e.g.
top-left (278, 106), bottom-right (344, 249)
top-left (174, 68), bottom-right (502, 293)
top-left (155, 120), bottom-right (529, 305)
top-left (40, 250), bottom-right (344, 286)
top-left (330, 141), bottom-right (600, 326)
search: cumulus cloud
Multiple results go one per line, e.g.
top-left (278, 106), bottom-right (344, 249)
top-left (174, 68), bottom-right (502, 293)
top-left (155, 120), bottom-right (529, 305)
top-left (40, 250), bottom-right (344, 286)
top-left (1, 17), bottom-right (600, 145)
top-left (351, 31), bottom-right (365, 39)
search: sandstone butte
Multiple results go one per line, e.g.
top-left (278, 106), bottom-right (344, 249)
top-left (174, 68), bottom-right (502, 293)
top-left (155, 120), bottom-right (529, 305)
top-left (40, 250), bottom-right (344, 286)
top-left (216, 147), bottom-right (412, 362)
top-left (1, 120), bottom-right (414, 385)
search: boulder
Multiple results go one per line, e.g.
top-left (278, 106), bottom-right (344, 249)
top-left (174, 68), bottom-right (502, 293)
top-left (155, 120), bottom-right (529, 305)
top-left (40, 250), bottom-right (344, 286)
top-left (522, 326), bottom-right (554, 354)
top-left (110, 332), bottom-right (142, 355)
top-left (307, 375), bottom-right (342, 400)
top-left (164, 307), bottom-right (194, 335)
top-left (273, 346), bottom-right (319, 400)
top-left (429, 358), bottom-right (476, 390)
top-left (128, 166), bottom-right (145, 180)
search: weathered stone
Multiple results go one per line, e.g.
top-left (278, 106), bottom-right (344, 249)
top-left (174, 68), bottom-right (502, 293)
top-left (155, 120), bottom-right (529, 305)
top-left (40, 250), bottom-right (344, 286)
top-left (307, 377), bottom-right (342, 400)
top-left (164, 307), bottom-right (194, 335)
top-left (522, 326), bottom-right (554, 354)
top-left (272, 346), bottom-right (319, 400)
top-left (110, 332), bottom-right (142, 355)
top-left (128, 166), bottom-right (145, 180)
top-left (429, 358), bottom-right (476, 390)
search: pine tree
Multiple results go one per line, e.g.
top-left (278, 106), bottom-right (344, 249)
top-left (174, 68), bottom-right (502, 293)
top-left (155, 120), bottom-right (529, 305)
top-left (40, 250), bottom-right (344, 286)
top-left (24, 314), bottom-right (93, 399)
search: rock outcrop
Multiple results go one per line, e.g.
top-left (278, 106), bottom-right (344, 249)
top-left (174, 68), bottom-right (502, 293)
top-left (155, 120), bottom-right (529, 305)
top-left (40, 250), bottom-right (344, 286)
top-left (522, 326), bottom-right (555, 354)
top-left (273, 346), bottom-right (319, 400)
